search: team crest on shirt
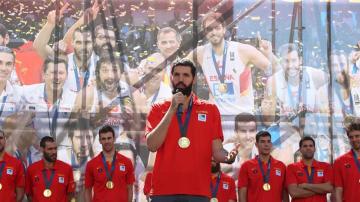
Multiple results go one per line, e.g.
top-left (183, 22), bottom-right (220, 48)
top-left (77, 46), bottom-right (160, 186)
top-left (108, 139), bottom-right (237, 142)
top-left (59, 176), bottom-right (65, 184)
top-left (317, 170), bottom-right (324, 177)
top-left (345, 163), bottom-right (351, 168)
top-left (252, 168), bottom-right (258, 174)
top-left (120, 165), bottom-right (126, 171)
top-left (275, 169), bottom-right (281, 176)
top-left (97, 167), bottom-right (103, 173)
top-left (222, 183), bottom-right (229, 190)
top-left (34, 176), bottom-right (39, 182)
top-left (198, 114), bottom-right (207, 122)
top-left (297, 172), bottom-right (304, 177)
top-left (6, 168), bottom-right (13, 175)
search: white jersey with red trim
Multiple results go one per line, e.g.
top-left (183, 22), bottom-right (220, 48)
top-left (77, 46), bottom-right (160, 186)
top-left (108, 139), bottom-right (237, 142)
top-left (201, 41), bottom-right (254, 115)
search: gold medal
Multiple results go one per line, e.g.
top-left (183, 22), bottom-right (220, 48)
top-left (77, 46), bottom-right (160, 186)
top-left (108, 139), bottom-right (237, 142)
top-left (263, 183), bottom-right (271, 191)
top-left (210, 198), bottom-right (218, 202)
top-left (43, 189), bottom-right (52, 197)
top-left (106, 181), bottom-right (114, 189)
top-left (178, 137), bottom-right (190, 149)
top-left (0, 183), bottom-right (2, 190)
top-left (218, 83), bottom-right (228, 93)
top-left (71, 198), bottom-right (76, 202)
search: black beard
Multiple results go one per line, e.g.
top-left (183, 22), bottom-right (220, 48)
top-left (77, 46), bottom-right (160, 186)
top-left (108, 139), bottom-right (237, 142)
top-left (211, 163), bottom-right (221, 173)
top-left (43, 152), bottom-right (56, 163)
top-left (172, 82), bottom-right (192, 96)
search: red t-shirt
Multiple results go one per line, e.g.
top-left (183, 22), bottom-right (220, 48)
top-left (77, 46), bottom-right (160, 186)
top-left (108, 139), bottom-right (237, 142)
top-left (25, 159), bottom-right (75, 202)
top-left (238, 156), bottom-right (286, 202)
top-left (334, 150), bottom-right (360, 202)
top-left (286, 160), bottom-right (333, 202)
top-left (143, 172), bottom-right (152, 196)
top-left (85, 152), bottom-right (135, 202)
top-left (145, 94), bottom-right (223, 197)
top-left (210, 172), bottom-right (237, 202)
top-left (0, 153), bottom-right (25, 202)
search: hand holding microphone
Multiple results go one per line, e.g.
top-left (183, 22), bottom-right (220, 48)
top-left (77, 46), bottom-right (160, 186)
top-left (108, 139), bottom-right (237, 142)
top-left (171, 88), bottom-right (186, 113)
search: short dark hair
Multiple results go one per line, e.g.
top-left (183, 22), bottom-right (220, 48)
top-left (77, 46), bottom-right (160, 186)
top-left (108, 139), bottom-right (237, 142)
top-left (201, 12), bottom-right (226, 30)
top-left (0, 46), bottom-right (15, 62)
top-left (43, 57), bottom-right (68, 73)
top-left (344, 116), bottom-right (360, 136)
top-left (99, 125), bottom-right (115, 138)
top-left (40, 136), bottom-right (55, 148)
top-left (0, 23), bottom-right (8, 38)
top-left (255, 131), bottom-right (271, 143)
top-left (299, 136), bottom-right (315, 148)
top-left (234, 113), bottom-right (256, 132)
top-left (171, 58), bottom-right (196, 77)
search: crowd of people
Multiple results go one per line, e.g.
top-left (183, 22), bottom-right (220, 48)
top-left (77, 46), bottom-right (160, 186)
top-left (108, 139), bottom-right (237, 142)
top-left (1, 0), bottom-right (360, 201)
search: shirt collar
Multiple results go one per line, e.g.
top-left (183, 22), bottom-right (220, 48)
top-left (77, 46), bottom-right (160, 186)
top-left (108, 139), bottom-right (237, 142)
top-left (300, 159), bottom-right (319, 168)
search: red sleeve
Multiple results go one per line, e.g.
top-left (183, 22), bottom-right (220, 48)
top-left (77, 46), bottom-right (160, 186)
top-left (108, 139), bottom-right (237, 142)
top-left (15, 160), bottom-right (25, 188)
top-left (143, 172), bottom-right (152, 195)
top-left (25, 168), bottom-right (33, 196)
top-left (285, 164), bottom-right (297, 187)
top-left (212, 104), bottom-right (224, 141)
top-left (229, 177), bottom-right (237, 201)
top-left (145, 104), bottom-right (164, 137)
top-left (84, 161), bottom-right (94, 189)
top-left (126, 159), bottom-right (135, 185)
top-left (67, 166), bottom-right (76, 193)
top-left (324, 163), bottom-right (334, 184)
top-left (238, 162), bottom-right (249, 188)
top-left (333, 159), bottom-right (343, 188)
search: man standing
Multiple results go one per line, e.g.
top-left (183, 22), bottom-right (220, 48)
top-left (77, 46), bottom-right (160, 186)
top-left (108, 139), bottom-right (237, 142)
top-left (286, 136), bottom-right (333, 201)
top-left (25, 136), bottom-right (75, 202)
top-left (85, 125), bottom-right (135, 202)
top-left (145, 59), bottom-right (238, 201)
top-left (334, 116), bottom-right (360, 202)
top-left (238, 131), bottom-right (288, 202)
top-left (0, 129), bottom-right (25, 202)
top-left (210, 160), bottom-right (237, 202)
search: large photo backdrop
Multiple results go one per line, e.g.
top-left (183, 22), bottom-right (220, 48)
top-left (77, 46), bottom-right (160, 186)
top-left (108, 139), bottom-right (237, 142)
top-left (1, 0), bottom-right (360, 201)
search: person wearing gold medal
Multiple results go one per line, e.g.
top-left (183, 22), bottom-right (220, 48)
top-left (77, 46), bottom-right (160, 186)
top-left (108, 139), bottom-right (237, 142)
top-left (238, 131), bottom-right (288, 202)
top-left (286, 136), bottom-right (333, 202)
top-left (0, 129), bottom-right (25, 202)
top-left (209, 160), bottom-right (236, 202)
top-left (145, 59), bottom-right (239, 202)
top-left (84, 125), bottom-right (135, 202)
top-left (334, 116), bottom-right (360, 202)
top-left (25, 136), bottom-right (75, 202)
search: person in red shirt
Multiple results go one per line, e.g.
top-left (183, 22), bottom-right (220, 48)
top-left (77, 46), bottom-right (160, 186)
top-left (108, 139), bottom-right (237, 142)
top-left (25, 136), bottom-right (75, 202)
top-left (334, 116), bottom-right (360, 202)
top-left (84, 125), bottom-right (135, 202)
top-left (145, 59), bottom-right (238, 201)
top-left (238, 131), bottom-right (288, 202)
top-left (210, 160), bottom-right (237, 202)
top-left (0, 129), bottom-right (25, 202)
top-left (286, 136), bottom-right (333, 202)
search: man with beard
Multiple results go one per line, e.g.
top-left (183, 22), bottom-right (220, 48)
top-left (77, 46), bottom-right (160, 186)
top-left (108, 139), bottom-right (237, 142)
top-left (145, 59), bottom-right (238, 201)
top-left (334, 116), bottom-right (360, 202)
top-left (20, 58), bottom-right (77, 147)
top-left (238, 131), bottom-right (288, 202)
top-left (25, 136), bottom-right (75, 202)
top-left (286, 136), bottom-right (333, 202)
top-left (0, 129), bottom-right (25, 202)
top-left (186, 12), bottom-right (275, 140)
top-left (85, 125), bottom-right (135, 202)
top-left (63, 26), bottom-right (96, 93)
top-left (209, 160), bottom-right (236, 202)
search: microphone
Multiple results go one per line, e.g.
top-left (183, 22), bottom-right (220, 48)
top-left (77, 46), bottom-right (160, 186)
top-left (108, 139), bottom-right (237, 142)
top-left (174, 88), bottom-right (183, 115)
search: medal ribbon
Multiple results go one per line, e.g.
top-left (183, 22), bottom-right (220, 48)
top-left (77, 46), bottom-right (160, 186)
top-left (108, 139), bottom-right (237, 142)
top-left (0, 95), bottom-right (8, 118)
top-left (211, 41), bottom-right (228, 83)
top-left (304, 166), bottom-right (315, 183)
top-left (351, 149), bottom-right (360, 172)
top-left (257, 156), bottom-right (271, 184)
top-left (0, 162), bottom-right (6, 180)
top-left (176, 96), bottom-right (193, 138)
top-left (44, 87), bottom-right (60, 138)
top-left (73, 55), bottom-right (90, 91)
top-left (210, 173), bottom-right (221, 198)
top-left (42, 169), bottom-right (55, 190)
top-left (101, 152), bottom-right (117, 181)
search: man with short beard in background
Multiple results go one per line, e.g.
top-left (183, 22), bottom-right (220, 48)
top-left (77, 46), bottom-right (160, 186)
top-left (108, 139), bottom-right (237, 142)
top-left (210, 160), bottom-right (237, 202)
top-left (25, 136), bottom-right (75, 202)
